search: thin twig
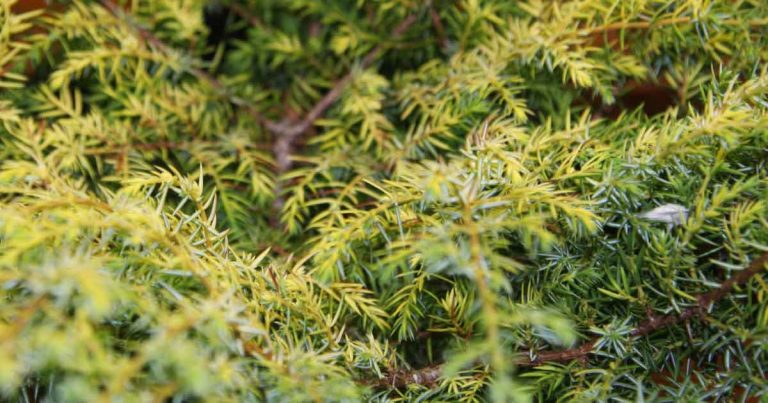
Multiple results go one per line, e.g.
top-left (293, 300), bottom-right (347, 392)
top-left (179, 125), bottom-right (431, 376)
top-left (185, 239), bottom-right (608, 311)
top-left (516, 339), bottom-right (596, 368)
top-left (428, 3), bottom-right (448, 50)
top-left (267, 12), bottom-right (418, 150)
top-left (630, 251), bottom-right (768, 337)
top-left (371, 251), bottom-right (768, 388)
top-left (269, 13), bottom-right (418, 214)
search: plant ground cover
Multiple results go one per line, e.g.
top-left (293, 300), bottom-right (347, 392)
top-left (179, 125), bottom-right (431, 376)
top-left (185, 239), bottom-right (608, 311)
top-left (1, 0), bottom-right (768, 401)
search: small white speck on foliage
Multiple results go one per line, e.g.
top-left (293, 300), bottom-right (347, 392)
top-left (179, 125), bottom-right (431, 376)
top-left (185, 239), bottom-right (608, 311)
top-left (637, 203), bottom-right (689, 226)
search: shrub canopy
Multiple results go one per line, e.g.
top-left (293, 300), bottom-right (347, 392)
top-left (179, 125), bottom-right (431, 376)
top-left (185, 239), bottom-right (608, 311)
top-left (1, 0), bottom-right (768, 401)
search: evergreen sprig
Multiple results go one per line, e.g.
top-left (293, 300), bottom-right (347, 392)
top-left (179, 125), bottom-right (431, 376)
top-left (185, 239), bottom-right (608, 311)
top-left (1, 0), bottom-right (768, 401)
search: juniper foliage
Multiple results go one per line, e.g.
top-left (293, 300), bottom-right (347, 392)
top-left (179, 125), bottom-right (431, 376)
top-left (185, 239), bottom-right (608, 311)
top-left (1, 0), bottom-right (768, 401)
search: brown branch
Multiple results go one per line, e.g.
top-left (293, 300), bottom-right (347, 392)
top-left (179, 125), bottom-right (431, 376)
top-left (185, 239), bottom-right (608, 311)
top-left (268, 13), bottom-right (417, 218)
top-left (371, 251), bottom-right (768, 389)
top-left (630, 251), bottom-right (768, 337)
top-left (516, 340), bottom-right (596, 368)
top-left (267, 13), bottom-right (418, 173)
top-left (428, 4), bottom-right (448, 51)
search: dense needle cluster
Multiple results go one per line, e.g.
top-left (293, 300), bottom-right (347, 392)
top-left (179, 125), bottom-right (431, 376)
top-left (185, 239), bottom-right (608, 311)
top-left (1, 0), bottom-right (768, 401)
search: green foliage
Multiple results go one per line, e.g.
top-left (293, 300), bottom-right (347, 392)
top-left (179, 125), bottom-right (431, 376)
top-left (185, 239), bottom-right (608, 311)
top-left (1, 0), bottom-right (768, 401)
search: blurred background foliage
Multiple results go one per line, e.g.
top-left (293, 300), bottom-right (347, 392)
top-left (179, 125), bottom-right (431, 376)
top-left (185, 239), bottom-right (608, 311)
top-left (1, 0), bottom-right (768, 401)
